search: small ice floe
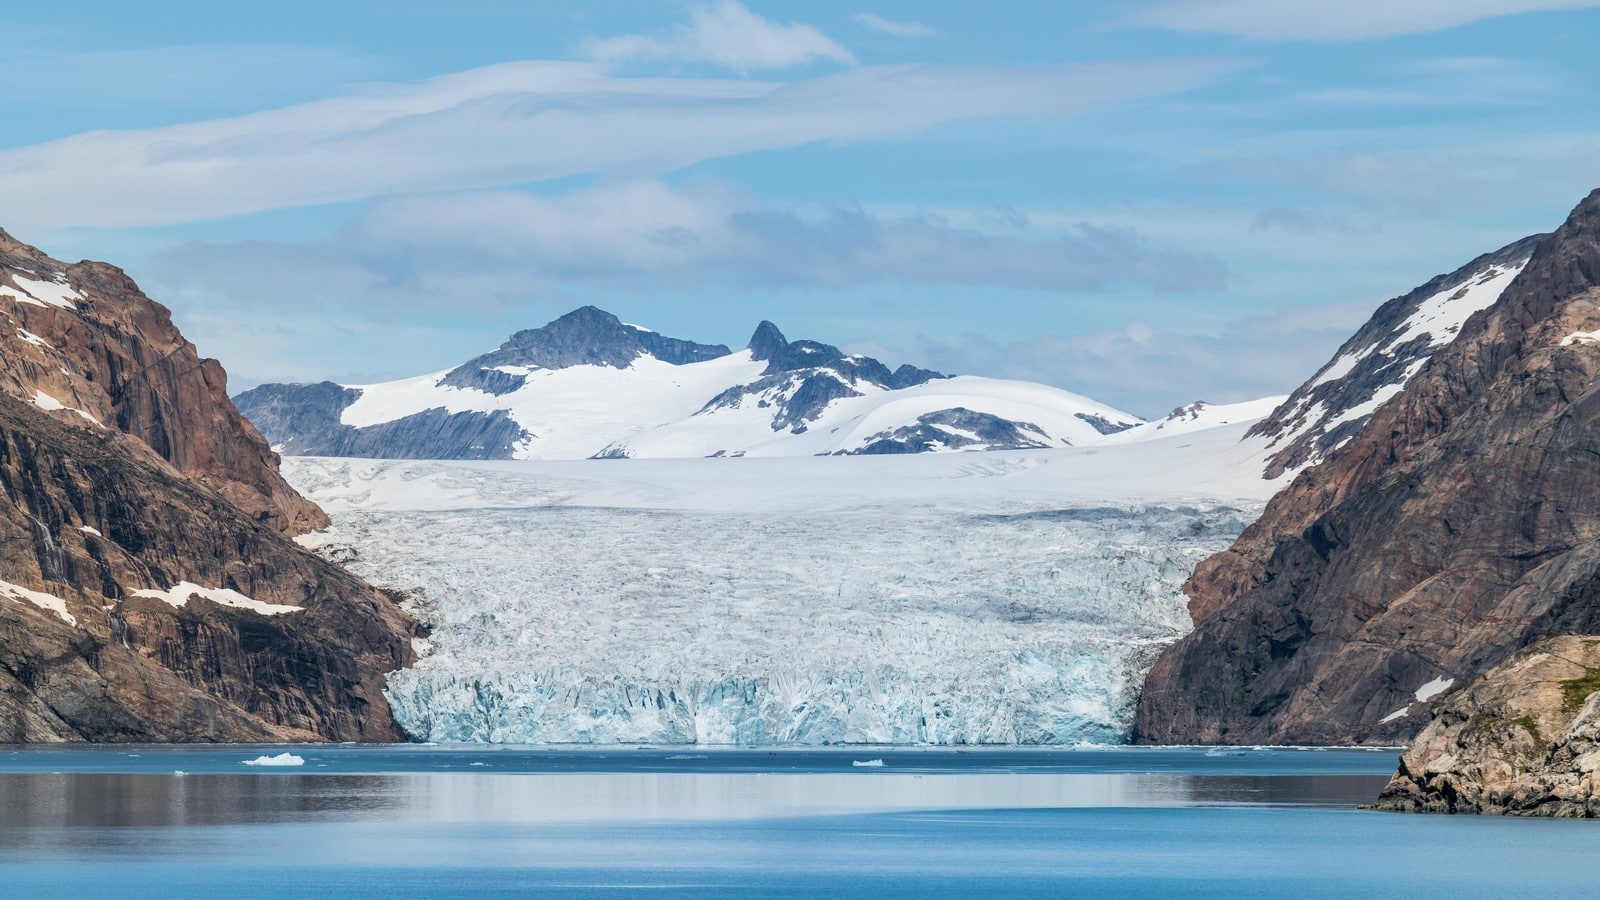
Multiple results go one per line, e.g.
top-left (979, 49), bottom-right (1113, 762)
top-left (469, 762), bottom-right (487, 767)
top-left (243, 753), bottom-right (305, 767)
top-left (852, 759), bottom-right (885, 767)
top-left (173, 771), bottom-right (187, 777)
top-left (1414, 677), bottom-right (1455, 703)
top-left (667, 754), bottom-right (709, 760)
top-left (1204, 748), bottom-right (1245, 757)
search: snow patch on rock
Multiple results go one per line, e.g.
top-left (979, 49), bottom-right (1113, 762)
top-left (132, 582), bottom-right (303, 616)
top-left (0, 579), bottom-right (77, 626)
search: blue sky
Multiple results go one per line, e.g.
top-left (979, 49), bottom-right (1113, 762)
top-left (5, 1), bottom-right (1599, 416)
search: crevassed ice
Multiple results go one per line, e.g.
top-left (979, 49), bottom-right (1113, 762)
top-left (318, 497), bottom-right (1253, 745)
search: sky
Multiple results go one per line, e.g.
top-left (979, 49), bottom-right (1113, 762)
top-left (4, 1), bottom-right (1599, 417)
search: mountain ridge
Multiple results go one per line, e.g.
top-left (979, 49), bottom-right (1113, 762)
top-left (0, 226), bottom-right (418, 742)
top-left (236, 309), bottom-right (1142, 460)
top-left (1134, 189), bottom-right (1600, 747)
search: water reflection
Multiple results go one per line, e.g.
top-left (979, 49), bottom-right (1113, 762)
top-left (0, 770), bottom-right (1389, 839)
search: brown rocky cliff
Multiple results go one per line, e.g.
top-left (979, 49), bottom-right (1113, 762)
top-left (1135, 188), bottom-right (1600, 745)
top-left (0, 228), bottom-right (324, 535)
top-left (0, 228), bottom-right (418, 741)
top-left (1374, 635), bottom-right (1600, 816)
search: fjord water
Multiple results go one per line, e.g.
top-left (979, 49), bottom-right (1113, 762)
top-left (1, 746), bottom-right (1595, 897)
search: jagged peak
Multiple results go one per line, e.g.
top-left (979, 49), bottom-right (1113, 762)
top-left (747, 320), bottom-right (788, 361)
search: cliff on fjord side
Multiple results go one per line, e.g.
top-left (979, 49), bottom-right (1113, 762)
top-left (1134, 189), bottom-right (1600, 749)
top-left (1373, 634), bottom-right (1600, 816)
top-left (0, 227), bottom-right (417, 741)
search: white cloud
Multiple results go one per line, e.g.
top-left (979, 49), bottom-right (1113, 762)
top-left (150, 179), bottom-right (1225, 304)
top-left (0, 57), bottom-right (1245, 230)
top-left (907, 300), bottom-right (1375, 417)
top-left (1130, 0), bottom-right (1600, 40)
top-left (580, 1), bottom-right (856, 72)
top-left (855, 13), bottom-right (936, 37)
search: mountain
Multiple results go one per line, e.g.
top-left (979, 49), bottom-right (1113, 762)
top-left (235, 307), bottom-right (1143, 460)
top-left (1247, 233), bottom-right (1547, 480)
top-left (0, 227), bottom-right (417, 741)
top-left (1133, 191), bottom-right (1600, 748)
top-left (1097, 397), bottom-right (1289, 446)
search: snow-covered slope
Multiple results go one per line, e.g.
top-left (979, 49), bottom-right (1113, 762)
top-left (236, 307), bottom-right (1144, 460)
top-left (1093, 397), bottom-right (1288, 446)
top-left (287, 428), bottom-right (1276, 746)
top-left (1248, 233), bottom-right (1547, 478)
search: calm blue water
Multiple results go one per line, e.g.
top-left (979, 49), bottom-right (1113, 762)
top-left (0, 746), bottom-right (1593, 897)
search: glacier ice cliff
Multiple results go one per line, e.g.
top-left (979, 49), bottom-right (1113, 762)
top-left (286, 455), bottom-right (1261, 745)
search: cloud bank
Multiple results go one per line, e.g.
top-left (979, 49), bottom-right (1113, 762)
top-left (0, 57), bottom-right (1244, 230)
top-left (150, 179), bottom-right (1225, 309)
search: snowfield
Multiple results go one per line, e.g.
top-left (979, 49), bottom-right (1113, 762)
top-left (286, 424), bottom-right (1278, 745)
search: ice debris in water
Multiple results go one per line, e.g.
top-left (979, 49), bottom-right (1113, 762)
top-left (243, 753), bottom-right (305, 767)
top-left (852, 759), bottom-right (886, 767)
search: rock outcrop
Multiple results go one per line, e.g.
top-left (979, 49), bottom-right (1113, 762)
top-left (1374, 635), bottom-right (1600, 816)
top-left (0, 228), bottom-right (417, 741)
top-left (1134, 189), bottom-right (1600, 746)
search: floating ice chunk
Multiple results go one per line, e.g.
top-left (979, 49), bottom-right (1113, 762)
top-left (1414, 677), bottom-right (1455, 703)
top-left (852, 759), bottom-right (886, 767)
top-left (133, 581), bottom-right (303, 616)
top-left (243, 753), bottom-right (305, 767)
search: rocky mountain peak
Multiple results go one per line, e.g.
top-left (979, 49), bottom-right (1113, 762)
top-left (747, 320), bottom-right (788, 362)
top-left (0, 225), bottom-right (419, 742)
top-left (1135, 187), bottom-right (1600, 746)
top-left (1246, 231), bottom-right (1550, 481)
top-left (438, 306), bottom-right (731, 393)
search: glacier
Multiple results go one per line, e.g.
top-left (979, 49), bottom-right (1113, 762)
top-left (285, 430), bottom-right (1274, 745)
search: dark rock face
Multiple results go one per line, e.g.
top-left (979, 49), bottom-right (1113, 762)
top-left (234, 382), bottom-right (524, 459)
top-left (1075, 412), bottom-right (1137, 436)
top-left (0, 229), bottom-right (327, 535)
top-left (441, 306), bottom-right (729, 393)
top-left (0, 228), bottom-right (418, 742)
top-left (847, 408), bottom-right (1051, 454)
top-left (1134, 189), bottom-right (1600, 746)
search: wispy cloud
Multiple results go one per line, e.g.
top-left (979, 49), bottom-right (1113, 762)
top-left (907, 301), bottom-right (1375, 416)
top-left (0, 57), bottom-right (1245, 230)
top-left (1199, 150), bottom-right (1482, 215)
top-left (855, 13), bottom-right (936, 38)
top-left (1130, 0), bottom-right (1600, 40)
top-left (580, 1), bottom-right (856, 72)
top-left (151, 179), bottom-right (1225, 305)
top-left (1251, 207), bottom-right (1370, 235)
